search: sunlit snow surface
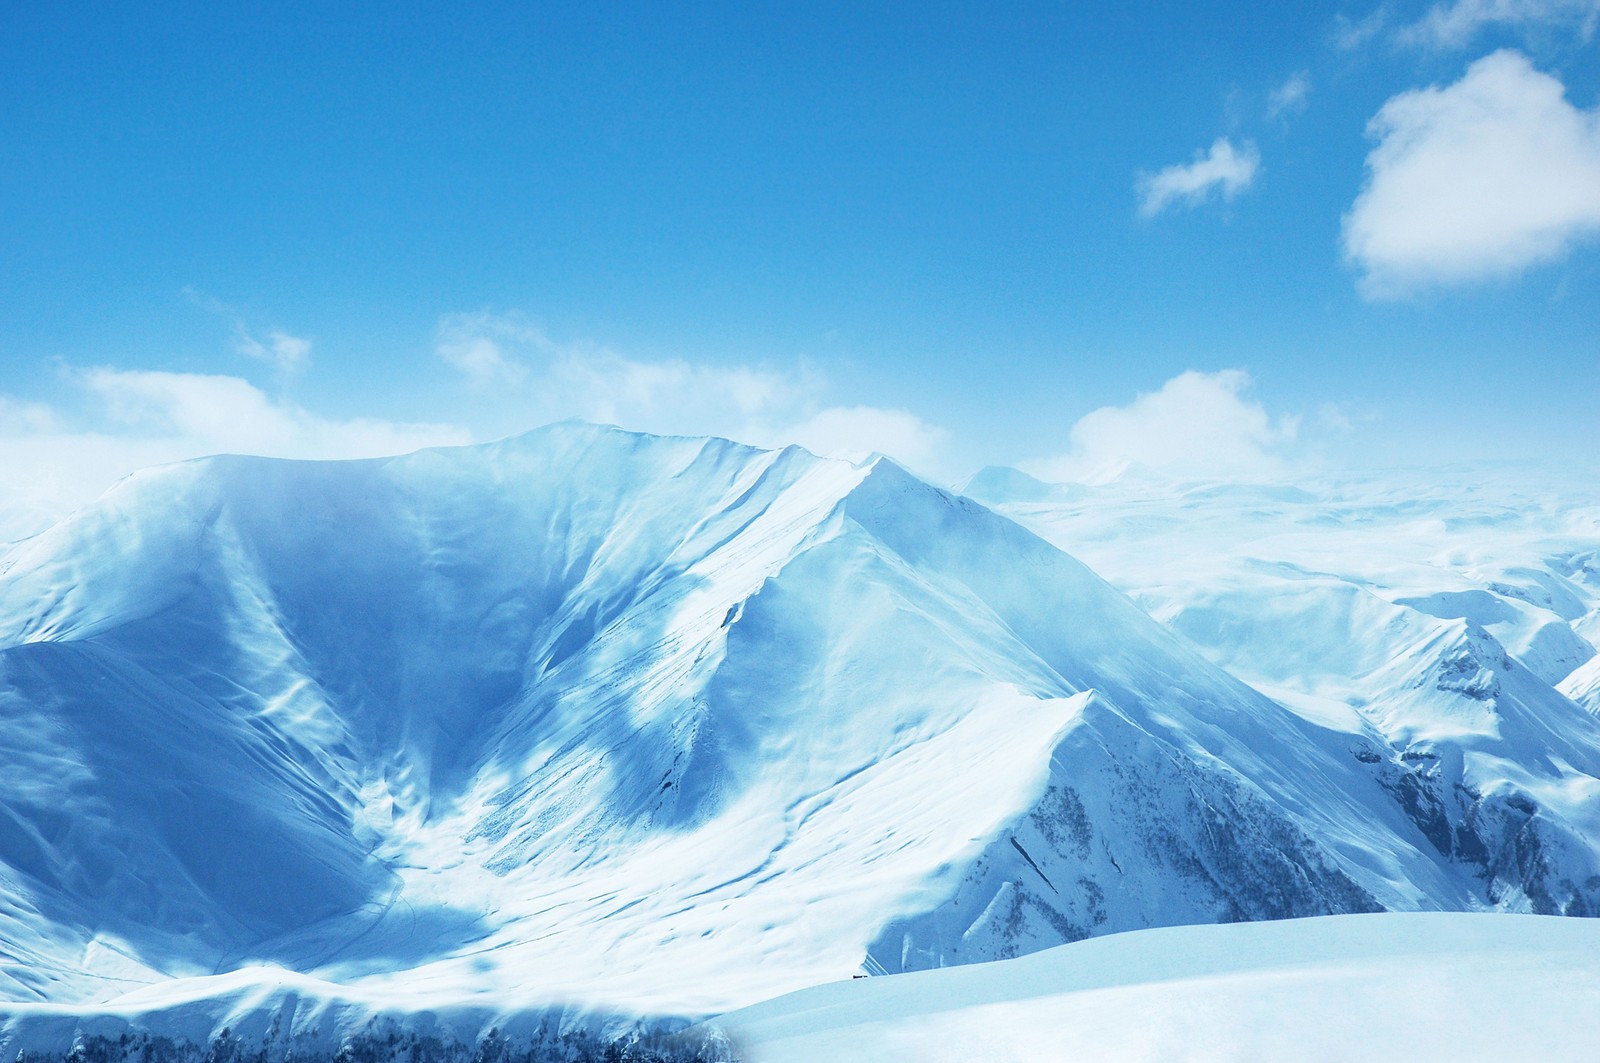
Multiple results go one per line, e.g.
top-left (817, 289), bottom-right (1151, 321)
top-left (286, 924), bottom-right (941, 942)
top-left (966, 465), bottom-right (1600, 876)
top-left (720, 911), bottom-right (1600, 1062)
top-left (1, 429), bottom-right (1598, 1056)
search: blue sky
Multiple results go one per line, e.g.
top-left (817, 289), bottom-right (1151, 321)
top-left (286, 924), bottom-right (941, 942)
top-left (2, 1), bottom-right (1597, 520)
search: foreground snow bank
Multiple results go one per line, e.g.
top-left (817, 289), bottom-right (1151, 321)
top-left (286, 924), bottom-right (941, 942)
top-left (717, 912), bottom-right (1600, 1062)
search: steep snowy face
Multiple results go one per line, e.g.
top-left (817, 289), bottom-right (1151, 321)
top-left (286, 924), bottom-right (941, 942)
top-left (967, 467), bottom-right (1600, 919)
top-left (0, 428), bottom-right (1591, 1025)
top-left (0, 425), bottom-right (876, 1004)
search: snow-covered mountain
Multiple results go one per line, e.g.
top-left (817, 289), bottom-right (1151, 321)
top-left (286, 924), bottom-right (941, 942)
top-left (966, 464), bottom-right (1600, 912)
top-left (2, 427), bottom-right (1598, 1056)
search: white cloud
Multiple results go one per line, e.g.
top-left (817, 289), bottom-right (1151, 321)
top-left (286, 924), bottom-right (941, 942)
top-left (0, 396), bottom-right (58, 434)
top-left (435, 312), bottom-right (534, 386)
top-left (234, 329), bottom-right (312, 374)
top-left (1335, 7), bottom-right (1392, 50)
top-left (1022, 370), bottom-right (1299, 485)
top-left (0, 370), bottom-right (469, 540)
top-left (77, 369), bottom-right (467, 457)
top-left (434, 311), bottom-right (804, 422)
top-left (1318, 403), bottom-right (1358, 434)
top-left (1136, 139), bottom-right (1261, 218)
top-left (1342, 50), bottom-right (1600, 297)
top-left (183, 287), bottom-right (312, 374)
top-left (1, 315), bottom-right (956, 540)
top-left (432, 311), bottom-right (953, 480)
top-left (782, 406), bottom-right (950, 474)
top-left (1267, 72), bottom-right (1313, 121)
top-left (1397, 0), bottom-right (1599, 49)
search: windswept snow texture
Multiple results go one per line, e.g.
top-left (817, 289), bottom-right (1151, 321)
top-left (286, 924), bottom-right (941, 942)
top-left (721, 912), bottom-right (1600, 1062)
top-left (0, 427), bottom-right (1597, 1038)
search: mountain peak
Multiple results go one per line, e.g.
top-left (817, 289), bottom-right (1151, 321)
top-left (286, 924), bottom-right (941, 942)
top-left (960, 465), bottom-right (1082, 506)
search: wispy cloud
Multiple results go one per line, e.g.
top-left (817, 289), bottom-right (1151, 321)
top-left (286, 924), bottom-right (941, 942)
top-left (77, 368), bottom-right (465, 455)
top-left (781, 406), bottom-right (950, 473)
top-left (0, 396), bottom-right (58, 434)
top-left (182, 286), bottom-right (313, 374)
top-left (1022, 370), bottom-right (1299, 485)
top-left (1267, 71), bottom-right (1312, 121)
top-left (1396, 0), bottom-right (1600, 50)
top-left (1342, 49), bottom-right (1600, 297)
top-left (1334, 6), bottom-right (1391, 50)
top-left (0, 370), bottom-right (468, 540)
top-left (0, 311), bottom-right (957, 540)
top-left (434, 312), bottom-right (536, 386)
top-left (432, 310), bottom-right (952, 480)
top-left (234, 330), bottom-right (312, 374)
top-left (1136, 139), bottom-right (1261, 218)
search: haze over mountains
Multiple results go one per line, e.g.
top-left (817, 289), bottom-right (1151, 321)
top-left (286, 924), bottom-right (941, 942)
top-left (1, 425), bottom-right (1598, 1058)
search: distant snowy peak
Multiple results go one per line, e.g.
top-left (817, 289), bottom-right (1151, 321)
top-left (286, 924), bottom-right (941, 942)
top-left (958, 466), bottom-right (1083, 505)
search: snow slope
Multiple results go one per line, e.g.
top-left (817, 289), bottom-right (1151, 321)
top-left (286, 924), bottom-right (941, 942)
top-left (1, 428), bottom-right (1597, 1050)
top-left (720, 911), bottom-right (1600, 1062)
top-left (968, 465), bottom-right (1600, 916)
